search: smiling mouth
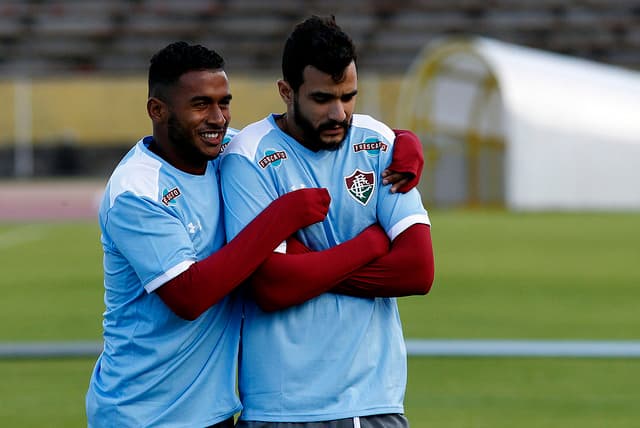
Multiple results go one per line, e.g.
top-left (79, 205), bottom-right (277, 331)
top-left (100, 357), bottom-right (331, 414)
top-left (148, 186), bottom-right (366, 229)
top-left (201, 131), bottom-right (220, 138)
top-left (200, 131), bottom-right (222, 144)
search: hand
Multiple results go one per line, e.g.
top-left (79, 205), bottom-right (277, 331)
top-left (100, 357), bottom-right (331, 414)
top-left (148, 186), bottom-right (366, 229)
top-left (271, 188), bottom-right (331, 228)
top-left (383, 129), bottom-right (425, 193)
top-left (358, 224), bottom-right (390, 259)
top-left (382, 169), bottom-right (416, 194)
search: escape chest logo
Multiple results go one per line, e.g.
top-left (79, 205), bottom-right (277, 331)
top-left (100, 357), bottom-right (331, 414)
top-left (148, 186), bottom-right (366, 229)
top-left (259, 149), bottom-right (287, 168)
top-left (345, 169), bottom-right (375, 206)
top-left (353, 136), bottom-right (388, 157)
top-left (162, 187), bottom-right (181, 206)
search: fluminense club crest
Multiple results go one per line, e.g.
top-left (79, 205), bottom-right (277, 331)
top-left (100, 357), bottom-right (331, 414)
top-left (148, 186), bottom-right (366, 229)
top-left (344, 169), bottom-right (375, 206)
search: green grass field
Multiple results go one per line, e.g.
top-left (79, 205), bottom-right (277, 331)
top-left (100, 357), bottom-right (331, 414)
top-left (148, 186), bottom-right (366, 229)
top-left (1, 210), bottom-right (639, 427)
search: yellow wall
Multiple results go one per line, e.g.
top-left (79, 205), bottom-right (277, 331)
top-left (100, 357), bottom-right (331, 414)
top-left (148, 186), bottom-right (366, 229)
top-left (0, 83), bottom-right (15, 144)
top-left (0, 75), bottom-right (403, 147)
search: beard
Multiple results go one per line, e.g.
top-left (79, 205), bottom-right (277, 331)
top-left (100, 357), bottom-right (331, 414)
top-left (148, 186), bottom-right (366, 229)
top-left (167, 112), bottom-right (217, 162)
top-left (167, 112), bottom-right (192, 149)
top-left (293, 98), bottom-right (350, 152)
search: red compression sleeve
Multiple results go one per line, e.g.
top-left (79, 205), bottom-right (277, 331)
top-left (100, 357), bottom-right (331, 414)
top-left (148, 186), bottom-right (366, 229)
top-left (250, 224), bottom-right (389, 312)
top-left (156, 188), bottom-right (330, 320)
top-left (389, 129), bottom-right (425, 193)
top-left (284, 235), bottom-right (312, 255)
top-left (331, 223), bottom-right (434, 298)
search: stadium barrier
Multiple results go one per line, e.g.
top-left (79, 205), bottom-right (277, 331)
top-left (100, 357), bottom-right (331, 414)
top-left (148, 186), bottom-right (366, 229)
top-left (3, 339), bottom-right (640, 359)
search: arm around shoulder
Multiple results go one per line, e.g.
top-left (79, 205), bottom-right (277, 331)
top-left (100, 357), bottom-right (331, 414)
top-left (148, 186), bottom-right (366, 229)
top-left (157, 188), bottom-right (330, 320)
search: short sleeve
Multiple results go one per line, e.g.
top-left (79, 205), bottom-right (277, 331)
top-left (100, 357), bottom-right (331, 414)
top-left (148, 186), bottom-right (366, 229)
top-left (374, 136), bottom-right (430, 240)
top-left (104, 191), bottom-right (197, 292)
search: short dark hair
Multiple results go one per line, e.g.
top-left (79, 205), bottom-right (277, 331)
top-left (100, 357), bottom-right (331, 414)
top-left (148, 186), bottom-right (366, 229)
top-left (282, 15), bottom-right (357, 92)
top-left (148, 41), bottom-right (225, 99)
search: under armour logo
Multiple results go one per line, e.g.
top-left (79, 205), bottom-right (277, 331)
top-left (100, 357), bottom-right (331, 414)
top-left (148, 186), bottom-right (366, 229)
top-left (187, 221), bottom-right (202, 234)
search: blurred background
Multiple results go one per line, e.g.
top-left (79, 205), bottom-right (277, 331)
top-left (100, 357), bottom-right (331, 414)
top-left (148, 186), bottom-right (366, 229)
top-left (2, 0), bottom-right (640, 211)
top-left (1, 1), bottom-right (640, 426)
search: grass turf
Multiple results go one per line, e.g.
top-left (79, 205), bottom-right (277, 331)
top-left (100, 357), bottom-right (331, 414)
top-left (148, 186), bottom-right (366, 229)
top-left (1, 357), bottom-right (639, 427)
top-left (1, 210), bottom-right (639, 426)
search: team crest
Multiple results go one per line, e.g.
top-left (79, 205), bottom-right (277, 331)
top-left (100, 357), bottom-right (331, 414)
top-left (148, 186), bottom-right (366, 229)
top-left (161, 187), bottom-right (181, 206)
top-left (259, 149), bottom-right (287, 168)
top-left (345, 169), bottom-right (375, 206)
top-left (353, 136), bottom-right (388, 157)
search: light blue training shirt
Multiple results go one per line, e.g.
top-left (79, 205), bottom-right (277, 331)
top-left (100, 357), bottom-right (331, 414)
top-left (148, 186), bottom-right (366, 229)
top-left (220, 114), bottom-right (430, 422)
top-left (86, 132), bottom-right (242, 428)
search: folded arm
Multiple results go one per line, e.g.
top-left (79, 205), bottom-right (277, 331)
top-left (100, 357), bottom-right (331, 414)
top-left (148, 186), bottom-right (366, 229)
top-left (332, 223), bottom-right (434, 297)
top-left (287, 223), bottom-right (434, 298)
top-left (249, 224), bottom-right (389, 312)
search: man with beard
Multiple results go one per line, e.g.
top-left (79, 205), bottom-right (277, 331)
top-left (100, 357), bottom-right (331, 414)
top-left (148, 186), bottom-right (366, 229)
top-left (220, 16), bottom-right (435, 428)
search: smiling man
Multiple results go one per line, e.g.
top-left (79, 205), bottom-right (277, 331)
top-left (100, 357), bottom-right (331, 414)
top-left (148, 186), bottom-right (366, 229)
top-left (85, 42), bottom-right (333, 428)
top-left (149, 66), bottom-right (232, 172)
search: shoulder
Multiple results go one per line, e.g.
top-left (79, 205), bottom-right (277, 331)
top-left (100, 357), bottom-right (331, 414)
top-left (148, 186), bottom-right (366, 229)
top-left (222, 116), bottom-right (278, 160)
top-left (225, 127), bottom-right (240, 139)
top-left (105, 138), bottom-right (162, 209)
top-left (346, 115), bottom-right (395, 157)
top-left (218, 127), bottom-right (239, 156)
top-left (351, 114), bottom-right (395, 143)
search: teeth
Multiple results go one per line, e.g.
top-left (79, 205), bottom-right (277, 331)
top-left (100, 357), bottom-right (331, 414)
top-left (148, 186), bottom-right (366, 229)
top-left (202, 132), bottom-right (219, 139)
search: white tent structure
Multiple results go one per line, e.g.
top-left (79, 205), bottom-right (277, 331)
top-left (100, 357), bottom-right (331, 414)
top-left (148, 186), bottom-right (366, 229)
top-left (397, 37), bottom-right (640, 211)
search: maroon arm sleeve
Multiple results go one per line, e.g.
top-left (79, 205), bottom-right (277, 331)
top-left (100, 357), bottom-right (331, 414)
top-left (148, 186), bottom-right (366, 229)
top-left (156, 188), bottom-right (330, 320)
top-left (332, 223), bottom-right (434, 297)
top-left (249, 224), bottom-right (390, 312)
top-left (388, 129), bottom-right (425, 193)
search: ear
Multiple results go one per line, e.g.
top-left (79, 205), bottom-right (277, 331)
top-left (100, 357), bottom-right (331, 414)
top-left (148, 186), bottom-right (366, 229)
top-left (277, 79), bottom-right (294, 106)
top-left (147, 97), bottom-right (167, 123)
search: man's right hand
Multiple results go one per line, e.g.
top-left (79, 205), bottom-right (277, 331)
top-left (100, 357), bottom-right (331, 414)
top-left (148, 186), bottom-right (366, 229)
top-left (270, 188), bottom-right (331, 228)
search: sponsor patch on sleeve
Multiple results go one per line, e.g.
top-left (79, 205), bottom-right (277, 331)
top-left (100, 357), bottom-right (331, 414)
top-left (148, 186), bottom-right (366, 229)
top-left (161, 187), bottom-right (181, 206)
top-left (353, 136), bottom-right (388, 157)
top-left (258, 149), bottom-right (287, 168)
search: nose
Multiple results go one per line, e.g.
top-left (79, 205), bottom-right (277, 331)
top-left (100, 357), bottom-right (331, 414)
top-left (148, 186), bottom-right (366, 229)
top-left (207, 105), bottom-right (226, 127)
top-left (327, 100), bottom-right (347, 123)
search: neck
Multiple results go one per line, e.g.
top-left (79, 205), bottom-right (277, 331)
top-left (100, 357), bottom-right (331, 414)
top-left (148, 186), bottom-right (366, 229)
top-left (148, 136), bottom-right (207, 175)
top-left (276, 113), bottom-right (319, 151)
top-left (276, 113), bottom-right (290, 134)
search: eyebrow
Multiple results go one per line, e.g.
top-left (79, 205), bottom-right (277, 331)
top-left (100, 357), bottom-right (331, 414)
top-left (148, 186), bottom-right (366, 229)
top-left (190, 94), bottom-right (233, 103)
top-left (310, 89), bottom-right (358, 98)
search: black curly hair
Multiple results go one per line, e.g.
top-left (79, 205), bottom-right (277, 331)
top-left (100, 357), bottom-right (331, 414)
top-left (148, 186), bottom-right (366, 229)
top-left (148, 41), bottom-right (225, 99)
top-left (282, 16), bottom-right (357, 92)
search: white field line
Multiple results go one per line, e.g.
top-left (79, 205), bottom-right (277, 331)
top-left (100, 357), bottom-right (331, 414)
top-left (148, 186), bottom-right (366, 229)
top-left (0, 225), bottom-right (47, 250)
top-left (2, 339), bottom-right (640, 359)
